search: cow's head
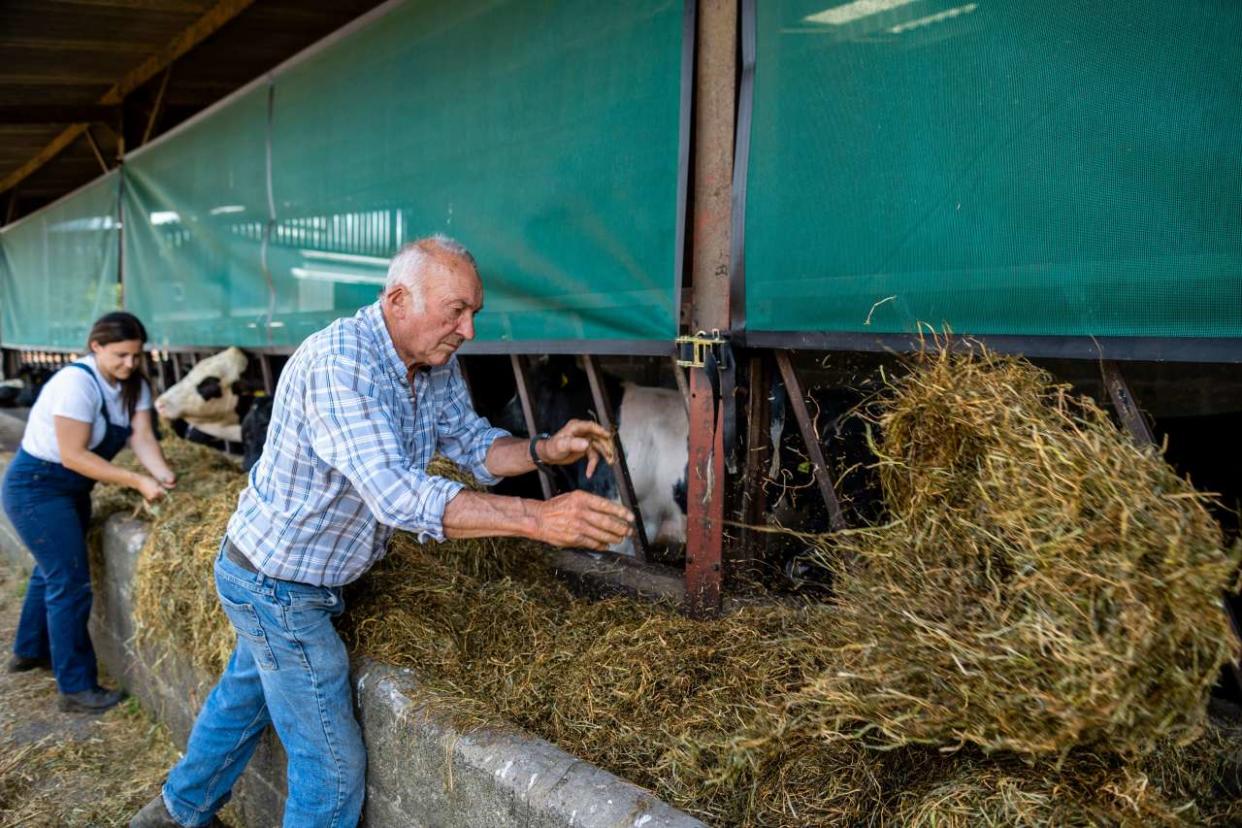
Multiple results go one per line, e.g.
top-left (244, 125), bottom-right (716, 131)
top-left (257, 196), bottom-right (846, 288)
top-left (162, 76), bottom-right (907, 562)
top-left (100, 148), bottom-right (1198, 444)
top-left (154, 347), bottom-right (249, 425)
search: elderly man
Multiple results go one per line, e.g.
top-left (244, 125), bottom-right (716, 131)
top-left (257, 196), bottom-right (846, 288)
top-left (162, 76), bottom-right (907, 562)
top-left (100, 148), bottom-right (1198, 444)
top-left (132, 236), bottom-right (633, 828)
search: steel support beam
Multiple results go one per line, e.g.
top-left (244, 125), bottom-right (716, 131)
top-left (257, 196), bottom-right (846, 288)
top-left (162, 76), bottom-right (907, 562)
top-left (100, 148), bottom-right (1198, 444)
top-left (684, 0), bottom-right (736, 617)
top-left (582, 354), bottom-right (651, 562)
top-left (774, 350), bottom-right (846, 532)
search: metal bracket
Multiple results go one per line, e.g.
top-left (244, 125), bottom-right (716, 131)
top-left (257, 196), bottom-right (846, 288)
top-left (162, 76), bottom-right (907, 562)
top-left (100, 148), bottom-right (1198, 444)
top-left (675, 330), bottom-right (727, 368)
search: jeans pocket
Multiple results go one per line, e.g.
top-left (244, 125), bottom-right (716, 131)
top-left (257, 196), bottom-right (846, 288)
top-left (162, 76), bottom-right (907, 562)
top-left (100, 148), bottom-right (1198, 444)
top-left (218, 592), bottom-right (279, 671)
top-left (279, 586), bottom-right (342, 634)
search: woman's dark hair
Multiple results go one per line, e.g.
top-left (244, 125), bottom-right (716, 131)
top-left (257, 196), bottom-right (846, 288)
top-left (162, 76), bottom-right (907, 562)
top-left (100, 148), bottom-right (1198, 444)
top-left (86, 311), bottom-right (149, 419)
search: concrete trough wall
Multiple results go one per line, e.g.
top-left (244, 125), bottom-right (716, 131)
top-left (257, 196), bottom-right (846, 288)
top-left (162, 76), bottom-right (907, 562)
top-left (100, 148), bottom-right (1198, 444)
top-left (0, 475), bottom-right (706, 827)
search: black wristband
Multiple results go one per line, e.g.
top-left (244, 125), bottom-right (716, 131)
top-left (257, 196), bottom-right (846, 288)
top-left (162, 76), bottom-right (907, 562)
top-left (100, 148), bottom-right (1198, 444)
top-left (529, 432), bottom-right (551, 469)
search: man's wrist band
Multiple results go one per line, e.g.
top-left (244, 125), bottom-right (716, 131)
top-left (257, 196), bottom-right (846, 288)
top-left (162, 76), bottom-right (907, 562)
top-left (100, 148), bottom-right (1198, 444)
top-left (529, 432), bottom-right (551, 470)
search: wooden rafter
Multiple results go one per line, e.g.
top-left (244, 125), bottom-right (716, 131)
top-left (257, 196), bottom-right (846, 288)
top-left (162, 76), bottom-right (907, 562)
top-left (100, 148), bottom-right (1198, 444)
top-left (0, 0), bottom-right (256, 195)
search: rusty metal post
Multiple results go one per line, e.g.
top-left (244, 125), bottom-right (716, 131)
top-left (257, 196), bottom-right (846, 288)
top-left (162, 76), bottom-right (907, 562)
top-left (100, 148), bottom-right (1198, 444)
top-left (685, 0), bottom-right (736, 617)
top-left (509, 354), bottom-right (555, 501)
top-left (775, 350), bottom-right (846, 532)
top-left (582, 354), bottom-right (651, 562)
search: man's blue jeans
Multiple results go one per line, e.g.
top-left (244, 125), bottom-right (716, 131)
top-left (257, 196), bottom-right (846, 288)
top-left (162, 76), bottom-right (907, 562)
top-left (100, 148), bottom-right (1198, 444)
top-left (161, 544), bottom-right (366, 827)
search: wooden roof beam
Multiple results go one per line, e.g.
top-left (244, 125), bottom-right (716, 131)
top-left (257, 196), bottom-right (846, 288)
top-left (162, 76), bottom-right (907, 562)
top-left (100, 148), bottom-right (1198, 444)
top-left (0, 105), bottom-right (121, 124)
top-left (0, 0), bottom-right (256, 196)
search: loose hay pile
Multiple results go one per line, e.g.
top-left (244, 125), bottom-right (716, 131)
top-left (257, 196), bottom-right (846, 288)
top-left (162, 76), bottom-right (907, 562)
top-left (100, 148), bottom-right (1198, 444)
top-left (95, 351), bottom-right (1242, 826)
top-left (790, 348), bottom-right (1240, 759)
top-left (94, 437), bottom-right (246, 675)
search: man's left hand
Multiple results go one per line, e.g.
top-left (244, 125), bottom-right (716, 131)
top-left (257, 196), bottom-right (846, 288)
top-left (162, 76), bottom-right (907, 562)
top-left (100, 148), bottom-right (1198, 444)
top-left (538, 419), bottom-right (616, 478)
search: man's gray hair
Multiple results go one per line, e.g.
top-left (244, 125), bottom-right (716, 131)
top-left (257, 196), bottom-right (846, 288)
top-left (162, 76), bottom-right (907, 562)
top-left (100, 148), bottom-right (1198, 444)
top-left (384, 235), bottom-right (477, 310)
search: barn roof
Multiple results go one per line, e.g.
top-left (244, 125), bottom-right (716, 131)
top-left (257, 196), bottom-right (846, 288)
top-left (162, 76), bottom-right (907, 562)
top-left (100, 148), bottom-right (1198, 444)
top-left (0, 0), bottom-right (385, 224)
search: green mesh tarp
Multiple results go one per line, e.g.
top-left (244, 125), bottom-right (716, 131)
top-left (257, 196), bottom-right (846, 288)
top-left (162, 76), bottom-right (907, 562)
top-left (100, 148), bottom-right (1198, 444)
top-left (742, 0), bottom-right (1242, 341)
top-left (123, 0), bottom-right (687, 349)
top-left (123, 86), bottom-right (272, 348)
top-left (0, 172), bottom-right (121, 349)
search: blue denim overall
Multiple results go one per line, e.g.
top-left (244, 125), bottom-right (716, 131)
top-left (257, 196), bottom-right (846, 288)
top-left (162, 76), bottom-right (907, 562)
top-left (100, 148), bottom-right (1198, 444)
top-left (2, 363), bottom-right (132, 694)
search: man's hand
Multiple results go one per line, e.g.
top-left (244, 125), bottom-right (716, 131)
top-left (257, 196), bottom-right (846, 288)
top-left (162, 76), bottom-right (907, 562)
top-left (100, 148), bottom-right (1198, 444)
top-left (534, 490), bottom-right (633, 551)
top-left (537, 419), bottom-right (616, 478)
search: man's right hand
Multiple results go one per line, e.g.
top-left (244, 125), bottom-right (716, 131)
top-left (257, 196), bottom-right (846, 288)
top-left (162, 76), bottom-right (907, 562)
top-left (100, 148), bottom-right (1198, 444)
top-left (535, 490), bottom-right (634, 551)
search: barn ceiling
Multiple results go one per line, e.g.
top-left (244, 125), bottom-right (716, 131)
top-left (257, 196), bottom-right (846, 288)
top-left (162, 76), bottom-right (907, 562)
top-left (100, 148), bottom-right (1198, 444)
top-left (0, 0), bottom-right (386, 224)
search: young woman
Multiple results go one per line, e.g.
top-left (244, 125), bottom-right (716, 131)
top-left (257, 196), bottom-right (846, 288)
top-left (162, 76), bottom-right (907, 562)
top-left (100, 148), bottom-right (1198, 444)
top-left (3, 312), bottom-right (175, 713)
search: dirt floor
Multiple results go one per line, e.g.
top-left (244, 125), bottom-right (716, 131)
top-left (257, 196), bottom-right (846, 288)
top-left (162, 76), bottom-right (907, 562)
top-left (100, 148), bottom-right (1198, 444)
top-left (0, 566), bottom-right (195, 827)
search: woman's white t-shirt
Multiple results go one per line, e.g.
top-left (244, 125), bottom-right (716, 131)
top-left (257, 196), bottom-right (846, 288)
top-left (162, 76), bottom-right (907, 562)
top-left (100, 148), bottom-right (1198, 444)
top-left (21, 355), bottom-right (153, 464)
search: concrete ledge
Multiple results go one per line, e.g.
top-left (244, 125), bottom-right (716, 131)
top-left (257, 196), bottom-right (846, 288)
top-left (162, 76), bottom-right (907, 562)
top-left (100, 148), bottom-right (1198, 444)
top-left (84, 515), bottom-right (705, 827)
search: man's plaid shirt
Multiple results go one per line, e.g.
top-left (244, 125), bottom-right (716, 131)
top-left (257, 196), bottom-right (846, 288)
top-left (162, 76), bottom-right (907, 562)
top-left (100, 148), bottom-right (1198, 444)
top-left (226, 301), bottom-right (509, 586)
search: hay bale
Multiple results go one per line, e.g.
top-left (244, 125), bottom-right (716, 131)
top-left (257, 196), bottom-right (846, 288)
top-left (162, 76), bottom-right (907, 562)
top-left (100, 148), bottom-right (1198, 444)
top-left (790, 348), bottom-right (1240, 758)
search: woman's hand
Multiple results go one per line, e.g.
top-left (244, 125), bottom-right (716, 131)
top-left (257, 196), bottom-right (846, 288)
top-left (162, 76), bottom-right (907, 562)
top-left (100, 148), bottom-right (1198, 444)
top-left (155, 470), bottom-right (177, 488)
top-left (134, 475), bottom-right (169, 502)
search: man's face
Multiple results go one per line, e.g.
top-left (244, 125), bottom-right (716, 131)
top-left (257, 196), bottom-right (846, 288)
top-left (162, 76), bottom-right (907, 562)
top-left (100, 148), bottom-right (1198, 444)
top-left (384, 256), bottom-right (483, 368)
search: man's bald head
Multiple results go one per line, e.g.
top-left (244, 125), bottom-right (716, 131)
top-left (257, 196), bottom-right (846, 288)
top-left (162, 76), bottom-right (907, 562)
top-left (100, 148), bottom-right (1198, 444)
top-left (385, 235), bottom-right (478, 312)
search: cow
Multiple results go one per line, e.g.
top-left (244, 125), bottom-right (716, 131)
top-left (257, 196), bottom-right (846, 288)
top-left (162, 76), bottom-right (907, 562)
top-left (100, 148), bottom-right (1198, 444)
top-left (498, 356), bottom-right (688, 558)
top-left (154, 347), bottom-right (271, 471)
top-left (12, 365), bottom-right (56, 408)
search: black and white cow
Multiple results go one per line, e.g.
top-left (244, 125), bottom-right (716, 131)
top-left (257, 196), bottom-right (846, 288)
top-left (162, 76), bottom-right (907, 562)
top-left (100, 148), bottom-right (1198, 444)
top-left (499, 356), bottom-right (688, 557)
top-left (154, 347), bottom-right (272, 471)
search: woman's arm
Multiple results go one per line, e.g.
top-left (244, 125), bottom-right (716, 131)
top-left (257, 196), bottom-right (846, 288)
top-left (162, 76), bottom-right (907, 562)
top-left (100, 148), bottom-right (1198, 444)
top-left (128, 409), bottom-right (175, 487)
top-left (54, 416), bottom-right (167, 501)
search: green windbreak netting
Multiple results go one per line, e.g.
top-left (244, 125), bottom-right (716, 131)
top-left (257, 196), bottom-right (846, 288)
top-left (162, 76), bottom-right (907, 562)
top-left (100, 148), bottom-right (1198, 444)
top-left (123, 0), bottom-right (686, 349)
top-left (743, 0), bottom-right (1242, 341)
top-left (123, 86), bottom-right (271, 348)
top-left (0, 172), bottom-right (120, 349)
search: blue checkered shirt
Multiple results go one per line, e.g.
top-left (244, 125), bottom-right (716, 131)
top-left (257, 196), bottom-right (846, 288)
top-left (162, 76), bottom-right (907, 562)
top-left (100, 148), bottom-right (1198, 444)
top-left (226, 301), bottom-right (510, 586)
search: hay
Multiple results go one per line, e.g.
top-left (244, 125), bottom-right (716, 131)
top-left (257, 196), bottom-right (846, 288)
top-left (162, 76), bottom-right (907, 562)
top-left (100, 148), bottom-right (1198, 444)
top-left (93, 434), bottom-right (245, 676)
top-left (0, 699), bottom-right (191, 827)
top-left (787, 347), bottom-right (1240, 759)
top-left (95, 358), bottom-right (1242, 825)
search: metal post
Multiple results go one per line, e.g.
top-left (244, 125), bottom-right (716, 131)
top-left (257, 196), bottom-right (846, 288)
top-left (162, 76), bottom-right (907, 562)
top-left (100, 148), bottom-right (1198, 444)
top-left (154, 350), bottom-right (168, 394)
top-left (671, 357), bottom-right (690, 413)
top-left (775, 350), bottom-right (846, 532)
top-left (509, 354), bottom-right (555, 501)
top-left (582, 354), bottom-right (651, 562)
top-left (735, 352), bottom-right (772, 575)
top-left (1101, 361), bottom-right (1154, 445)
top-left (684, 0), bottom-right (736, 617)
top-left (171, 353), bottom-right (182, 383)
top-left (259, 353), bottom-right (274, 395)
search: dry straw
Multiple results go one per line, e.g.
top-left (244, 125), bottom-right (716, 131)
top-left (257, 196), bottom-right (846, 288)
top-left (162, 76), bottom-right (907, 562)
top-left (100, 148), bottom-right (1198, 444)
top-left (786, 346), bottom-right (1240, 760)
top-left (90, 345), bottom-right (1242, 825)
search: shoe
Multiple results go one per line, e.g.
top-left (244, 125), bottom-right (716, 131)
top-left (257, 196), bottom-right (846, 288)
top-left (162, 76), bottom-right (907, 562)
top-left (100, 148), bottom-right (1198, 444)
top-left (129, 794), bottom-right (226, 827)
top-left (7, 654), bottom-right (51, 673)
top-left (58, 686), bottom-right (125, 713)
top-left (129, 795), bottom-right (179, 828)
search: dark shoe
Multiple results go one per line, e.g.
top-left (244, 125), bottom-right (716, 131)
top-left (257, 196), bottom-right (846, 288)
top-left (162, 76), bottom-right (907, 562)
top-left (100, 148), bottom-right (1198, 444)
top-left (129, 795), bottom-right (179, 828)
top-left (129, 793), bottom-right (225, 827)
top-left (58, 687), bottom-right (125, 713)
top-left (7, 654), bottom-right (51, 673)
